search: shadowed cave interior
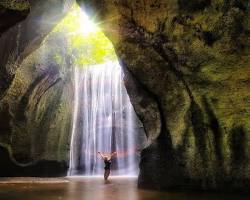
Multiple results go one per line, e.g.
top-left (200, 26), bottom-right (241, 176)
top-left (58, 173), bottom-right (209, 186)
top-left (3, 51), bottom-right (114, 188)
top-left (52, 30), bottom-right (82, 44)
top-left (0, 0), bottom-right (250, 198)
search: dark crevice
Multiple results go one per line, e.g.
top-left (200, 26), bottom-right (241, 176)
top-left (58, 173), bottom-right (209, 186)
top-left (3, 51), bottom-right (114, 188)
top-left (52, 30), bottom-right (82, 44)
top-left (190, 101), bottom-right (208, 165)
top-left (121, 56), bottom-right (184, 190)
top-left (16, 72), bottom-right (49, 121)
top-left (122, 65), bottom-right (155, 139)
top-left (175, 110), bottom-right (192, 166)
top-left (232, 0), bottom-right (249, 11)
top-left (0, 6), bottom-right (30, 36)
top-left (172, 15), bottom-right (220, 47)
top-left (122, 14), bottom-right (194, 102)
top-left (0, 70), bottom-right (15, 100)
top-left (151, 43), bottom-right (194, 101)
top-left (223, 0), bottom-right (249, 12)
top-left (0, 102), bottom-right (12, 135)
top-left (178, 0), bottom-right (211, 12)
top-left (31, 84), bottom-right (64, 159)
top-left (139, 132), bottom-right (179, 190)
top-left (202, 31), bottom-right (218, 46)
top-left (34, 76), bottom-right (62, 107)
top-left (230, 125), bottom-right (246, 171)
top-left (121, 59), bottom-right (173, 146)
top-left (0, 145), bottom-right (67, 177)
top-left (203, 97), bottom-right (224, 171)
top-left (16, 64), bottom-right (61, 122)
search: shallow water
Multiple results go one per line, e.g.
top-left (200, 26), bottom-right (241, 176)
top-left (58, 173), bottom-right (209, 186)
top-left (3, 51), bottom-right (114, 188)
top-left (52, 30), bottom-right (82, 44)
top-left (0, 177), bottom-right (248, 200)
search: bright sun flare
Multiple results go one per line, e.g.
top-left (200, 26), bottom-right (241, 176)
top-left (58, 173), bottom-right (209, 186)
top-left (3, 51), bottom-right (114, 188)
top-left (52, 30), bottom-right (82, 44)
top-left (69, 6), bottom-right (98, 35)
top-left (78, 11), bottom-right (97, 35)
top-left (51, 3), bottom-right (117, 66)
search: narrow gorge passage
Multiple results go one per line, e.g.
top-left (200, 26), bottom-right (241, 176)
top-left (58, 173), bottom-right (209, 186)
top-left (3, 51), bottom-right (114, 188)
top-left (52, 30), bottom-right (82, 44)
top-left (69, 61), bottom-right (145, 176)
top-left (0, 0), bottom-right (249, 198)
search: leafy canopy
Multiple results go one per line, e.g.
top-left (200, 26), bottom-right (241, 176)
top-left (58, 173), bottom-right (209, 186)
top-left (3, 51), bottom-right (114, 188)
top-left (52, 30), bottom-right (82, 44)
top-left (52, 4), bottom-right (117, 66)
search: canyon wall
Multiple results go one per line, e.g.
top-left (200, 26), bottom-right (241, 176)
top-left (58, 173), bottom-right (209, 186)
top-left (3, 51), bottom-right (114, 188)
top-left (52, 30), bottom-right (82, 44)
top-left (78, 0), bottom-right (250, 191)
top-left (0, 0), bottom-right (73, 176)
top-left (0, 0), bottom-right (249, 192)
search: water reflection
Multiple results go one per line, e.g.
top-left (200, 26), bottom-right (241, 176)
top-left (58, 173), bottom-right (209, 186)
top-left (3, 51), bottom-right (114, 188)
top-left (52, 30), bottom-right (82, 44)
top-left (66, 177), bottom-right (138, 200)
top-left (0, 177), bottom-right (249, 200)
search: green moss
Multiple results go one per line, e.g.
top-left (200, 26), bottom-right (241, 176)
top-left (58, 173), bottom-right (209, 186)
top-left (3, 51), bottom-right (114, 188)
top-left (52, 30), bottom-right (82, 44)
top-left (0, 0), bottom-right (30, 11)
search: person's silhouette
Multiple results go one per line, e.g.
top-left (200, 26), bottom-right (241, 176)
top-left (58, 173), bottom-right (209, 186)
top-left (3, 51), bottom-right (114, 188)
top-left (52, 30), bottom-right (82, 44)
top-left (98, 152), bottom-right (117, 180)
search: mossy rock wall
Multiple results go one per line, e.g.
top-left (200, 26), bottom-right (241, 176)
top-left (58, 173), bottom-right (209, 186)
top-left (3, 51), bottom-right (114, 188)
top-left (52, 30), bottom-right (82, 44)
top-left (78, 0), bottom-right (250, 192)
top-left (0, 0), bottom-right (73, 176)
top-left (0, 0), bottom-right (249, 191)
top-left (0, 31), bottom-right (73, 176)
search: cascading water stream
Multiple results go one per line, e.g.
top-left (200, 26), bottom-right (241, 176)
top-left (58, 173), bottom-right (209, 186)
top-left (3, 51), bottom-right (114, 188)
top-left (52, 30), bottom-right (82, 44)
top-left (68, 61), bottom-right (142, 176)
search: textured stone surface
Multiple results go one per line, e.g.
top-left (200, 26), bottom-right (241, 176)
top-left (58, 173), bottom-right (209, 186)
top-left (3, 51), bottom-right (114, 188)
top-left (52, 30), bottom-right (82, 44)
top-left (0, 9), bottom-right (74, 175)
top-left (0, 1), bottom-right (30, 35)
top-left (78, 0), bottom-right (250, 192)
top-left (0, 0), bottom-right (71, 99)
top-left (0, 0), bottom-right (249, 192)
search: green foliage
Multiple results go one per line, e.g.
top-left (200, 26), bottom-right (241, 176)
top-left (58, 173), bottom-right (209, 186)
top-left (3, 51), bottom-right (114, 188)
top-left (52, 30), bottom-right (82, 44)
top-left (52, 4), bottom-right (117, 66)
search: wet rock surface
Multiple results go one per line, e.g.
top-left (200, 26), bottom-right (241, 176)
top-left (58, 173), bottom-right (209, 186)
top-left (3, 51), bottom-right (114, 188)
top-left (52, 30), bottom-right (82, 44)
top-left (0, 146), bottom-right (67, 177)
top-left (0, 0), bottom-right (249, 192)
top-left (77, 0), bottom-right (250, 192)
top-left (0, 1), bottom-right (74, 176)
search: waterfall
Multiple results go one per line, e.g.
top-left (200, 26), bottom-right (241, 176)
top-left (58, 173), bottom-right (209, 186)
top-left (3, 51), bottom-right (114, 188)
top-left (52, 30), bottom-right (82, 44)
top-left (68, 61), bottom-right (141, 176)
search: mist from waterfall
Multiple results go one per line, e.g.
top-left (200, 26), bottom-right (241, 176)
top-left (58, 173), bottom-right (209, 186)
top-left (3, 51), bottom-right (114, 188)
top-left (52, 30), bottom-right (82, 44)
top-left (68, 61), bottom-right (142, 176)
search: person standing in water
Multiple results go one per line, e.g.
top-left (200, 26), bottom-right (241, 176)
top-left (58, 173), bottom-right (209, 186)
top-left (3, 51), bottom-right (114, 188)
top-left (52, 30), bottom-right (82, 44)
top-left (98, 151), bottom-right (117, 180)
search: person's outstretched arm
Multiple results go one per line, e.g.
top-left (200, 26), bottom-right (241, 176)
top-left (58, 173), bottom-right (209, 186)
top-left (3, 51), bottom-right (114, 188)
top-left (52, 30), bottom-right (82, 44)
top-left (98, 152), bottom-right (105, 160)
top-left (111, 152), bottom-right (117, 158)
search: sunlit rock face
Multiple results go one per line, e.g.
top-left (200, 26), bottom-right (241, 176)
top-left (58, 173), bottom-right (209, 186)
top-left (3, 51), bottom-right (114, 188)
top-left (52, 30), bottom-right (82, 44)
top-left (0, 0), bottom-right (249, 192)
top-left (0, 18), bottom-right (74, 176)
top-left (0, 0), bottom-right (73, 176)
top-left (77, 0), bottom-right (250, 192)
top-left (0, 0), bottom-right (71, 100)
